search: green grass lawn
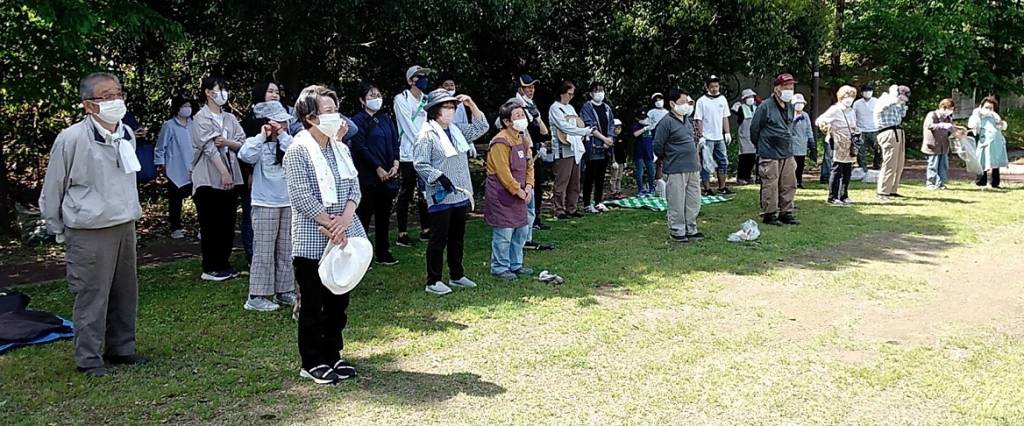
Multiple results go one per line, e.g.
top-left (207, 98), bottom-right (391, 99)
top-left (3, 179), bottom-right (1024, 425)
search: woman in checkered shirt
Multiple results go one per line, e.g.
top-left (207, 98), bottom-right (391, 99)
top-left (284, 85), bottom-right (366, 385)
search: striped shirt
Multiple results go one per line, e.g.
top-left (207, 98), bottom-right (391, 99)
top-left (284, 133), bottom-right (366, 260)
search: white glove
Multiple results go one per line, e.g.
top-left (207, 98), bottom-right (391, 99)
top-left (468, 144), bottom-right (478, 158)
top-left (55, 233), bottom-right (65, 244)
top-left (724, 133), bottom-right (733, 144)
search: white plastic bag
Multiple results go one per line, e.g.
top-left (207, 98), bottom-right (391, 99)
top-left (727, 219), bottom-right (761, 242)
top-left (850, 167), bottom-right (866, 181)
top-left (954, 136), bottom-right (982, 175)
top-left (861, 169), bottom-right (880, 183)
top-left (655, 178), bottom-right (667, 197)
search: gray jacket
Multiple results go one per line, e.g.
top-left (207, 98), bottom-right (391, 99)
top-left (750, 98), bottom-right (796, 160)
top-left (653, 113), bottom-right (700, 174)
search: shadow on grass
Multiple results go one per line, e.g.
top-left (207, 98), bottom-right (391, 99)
top-left (5, 181), bottom-right (1024, 423)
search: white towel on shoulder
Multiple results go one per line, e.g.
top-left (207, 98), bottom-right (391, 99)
top-left (294, 130), bottom-right (357, 207)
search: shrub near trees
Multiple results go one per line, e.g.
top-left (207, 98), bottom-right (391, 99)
top-left (2, 0), bottom-right (1022, 238)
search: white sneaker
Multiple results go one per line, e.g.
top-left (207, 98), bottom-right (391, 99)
top-left (170, 229), bottom-right (185, 239)
top-left (926, 185), bottom-right (938, 190)
top-left (585, 205), bottom-right (600, 214)
top-left (425, 281), bottom-right (453, 295)
top-left (244, 297), bottom-right (281, 312)
top-left (449, 276), bottom-right (477, 288)
top-left (595, 203), bottom-right (609, 212)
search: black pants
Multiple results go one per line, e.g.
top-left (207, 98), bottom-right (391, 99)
top-left (737, 154), bottom-right (757, 182)
top-left (828, 162), bottom-right (853, 202)
top-left (396, 161), bottom-right (429, 234)
top-left (426, 205), bottom-right (468, 285)
top-left (794, 155), bottom-right (806, 186)
top-left (167, 182), bottom-right (192, 231)
top-left (294, 257), bottom-right (349, 370)
top-left (193, 186), bottom-right (238, 273)
top-left (582, 158), bottom-right (608, 206)
top-left (976, 169), bottom-right (1001, 188)
top-left (533, 161), bottom-right (551, 225)
top-left (356, 185), bottom-right (397, 259)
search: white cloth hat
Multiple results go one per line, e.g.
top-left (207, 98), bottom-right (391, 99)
top-left (741, 89), bottom-right (757, 99)
top-left (318, 236), bottom-right (373, 295)
top-left (792, 93), bottom-right (807, 105)
top-left (405, 65), bottom-right (432, 81)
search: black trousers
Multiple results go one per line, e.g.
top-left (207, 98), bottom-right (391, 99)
top-left (356, 185), bottom-right (397, 258)
top-left (167, 182), bottom-right (193, 231)
top-left (396, 161), bottom-right (429, 234)
top-left (976, 169), bottom-right (1001, 188)
top-left (426, 205), bottom-right (468, 285)
top-left (794, 155), bottom-right (806, 186)
top-left (828, 162), bottom-right (853, 202)
top-left (294, 257), bottom-right (349, 370)
top-left (582, 158), bottom-right (608, 206)
top-left (533, 161), bottom-right (551, 225)
top-left (193, 186), bottom-right (238, 273)
top-left (737, 154), bottom-right (757, 182)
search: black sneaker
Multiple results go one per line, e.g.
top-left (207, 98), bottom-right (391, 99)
top-left (104, 354), bottom-right (149, 365)
top-left (300, 365), bottom-right (341, 385)
top-left (718, 187), bottom-right (733, 195)
top-left (332, 360), bottom-right (357, 380)
top-left (889, 193), bottom-right (902, 198)
top-left (376, 254), bottom-right (399, 266)
top-left (779, 213), bottom-right (800, 225)
top-left (763, 214), bottom-right (783, 226)
top-left (670, 234), bottom-right (690, 243)
top-left (419, 231), bottom-right (431, 242)
top-left (533, 222), bottom-right (551, 230)
top-left (226, 266), bottom-right (241, 278)
top-left (77, 366), bottom-right (110, 377)
top-left (570, 211), bottom-right (585, 218)
top-left (396, 234), bottom-right (414, 247)
top-left (556, 213), bottom-right (570, 220)
top-left (524, 241), bottom-right (555, 251)
top-left (685, 232), bottom-right (705, 241)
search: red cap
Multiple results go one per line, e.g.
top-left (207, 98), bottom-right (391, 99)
top-left (773, 73), bottom-right (797, 86)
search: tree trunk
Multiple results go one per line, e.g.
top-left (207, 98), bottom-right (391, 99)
top-left (0, 137), bottom-right (20, 238)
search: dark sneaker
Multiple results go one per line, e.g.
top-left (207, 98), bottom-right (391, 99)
top-left (492, 271), bottom-right (518, 281)
top-left (569, 211), bottom-right (585, 218)
top-left (77, 366), bottom-right (110, 377)
top-left (670, 234), bottom-right (689, 243)
top-left (827, 199), bottom-right (845, 207)
top-left (763, 214), bottom-right (784, 226)
top-left (524, 241), bottom-right (555, 251)
top-left (556, 213), bottom-right (571, 220)
top-left (889, 193), bottom-right (902, 198)
top-left (332, 360), bottom-right (357, 380)
top-left (779, 213), bottom-right (800, 225)
top-left (533, 222), bottom-right (551, 231)
top-left (396, 234), bottom-right (414, 247)
top-left (201, 271), bottom-right (233, 282)
top-left (104, 354), bottom-right (148, 365)
top-left (513, 267), bottom-right (535, 276)
top-left (226, 266), bottom-right (241, 278)
top-left (419, 231), bottom-right (432, 242)
top-left (718, 187), bottom-right (733, 195)
top-left (376, 254), bottom-right (399, 266)
top-left (685, 232), bottom-right (705, 241)
top-left (300, 365), bottom-right (340, 385)
top-left (275, 291), bottom-right (297, 306)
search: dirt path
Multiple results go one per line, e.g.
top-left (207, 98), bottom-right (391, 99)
top-left (715, 222), bottom-right (1024, 348)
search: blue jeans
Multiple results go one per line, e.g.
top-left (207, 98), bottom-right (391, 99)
top-left (635, 158), bottom-right (655, 193)
top-left (525, 195), bottom-right (537, 242)
top-left (491, 225), bottom-right (529, 274)
top-left (701, 139), bottom-right (729, 182)
top-left (926, 154), bottom-right (949, 187)
top-left (819, 142), bottom-right (833, 184)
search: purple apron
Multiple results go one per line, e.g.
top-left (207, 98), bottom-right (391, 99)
top-left (485, 136), bottom-right (529, 228)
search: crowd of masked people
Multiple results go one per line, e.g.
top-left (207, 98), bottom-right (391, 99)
top-left (39, 67), bottom-right (1010, 383)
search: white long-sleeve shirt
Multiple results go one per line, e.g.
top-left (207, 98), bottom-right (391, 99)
top-left (548, 102), bottom-right (592, 160)
top-left (393, 89), bottom-right (428, 162)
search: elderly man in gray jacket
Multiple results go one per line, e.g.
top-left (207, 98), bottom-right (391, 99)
top-left (653, 89), bottom-right (703, 243)
top-left (40, 72), bottom-right (147, 377)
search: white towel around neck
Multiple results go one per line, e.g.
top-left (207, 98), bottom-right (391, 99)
top-left (294, 130), bottom-right (357, 207)
top-left (91, 117), bottom-right (141, 174)
top-left (420, 120), bottom-right (470, 158)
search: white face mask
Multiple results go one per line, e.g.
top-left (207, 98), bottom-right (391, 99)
top-left (842, 98), bottom-right (854, 108)
top-left (512, 118), bottom-right (529, 132)
top-left (178, 106), bottom-right (192, 118)
top-left (674, 103), bottom-right (693, 116)
top-left (592, 92), bottom-right (605, 104)
top-left (315, 113), bottom-right (343, 138)
top-left (862, 91), bottom-right (873, 99)
top-left (795, 103), bottom-right (806, 111)
top-left (981, 107), bottom-right (994, 116)
top-left (213, 90), bottom-right (229, 106)
top-left (779, 90), bottom-right (794, 103)
top-left (95, 99), bottom-right (127, 124)
top-left (366, 98), bottom-right (383, 111)
top-left (654, 99), bottom-right (664, 109)
top-left (744, 98), bottom-right (755, 106)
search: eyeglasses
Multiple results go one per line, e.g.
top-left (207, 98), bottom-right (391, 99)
top-left (85, 92), bottom-right (126, 102)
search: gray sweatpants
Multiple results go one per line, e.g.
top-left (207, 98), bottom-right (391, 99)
top-left (666, 172), bottom-right (702, 237)
top-left (65, 222), bottom-right (138, 369)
